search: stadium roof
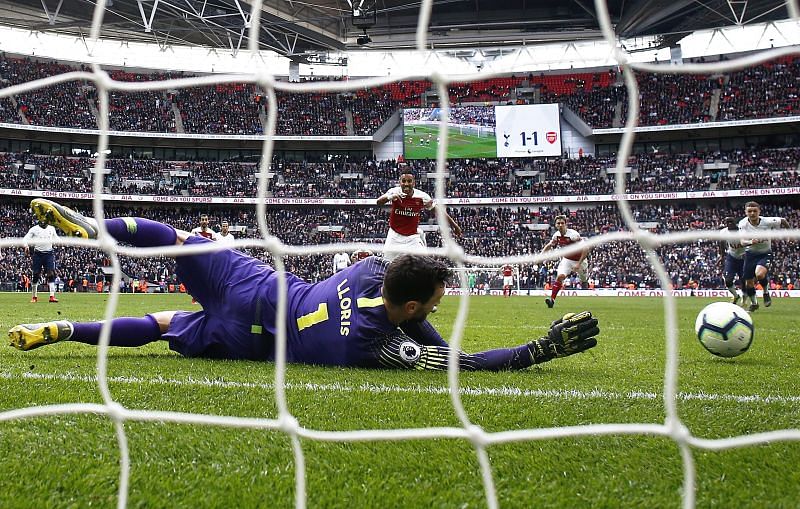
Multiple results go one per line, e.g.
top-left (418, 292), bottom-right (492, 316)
top-left (0, 0), bottom-right (793, 61)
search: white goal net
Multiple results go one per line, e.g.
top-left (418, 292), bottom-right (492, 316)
top-left (1, 1), bottom-right (800, 509)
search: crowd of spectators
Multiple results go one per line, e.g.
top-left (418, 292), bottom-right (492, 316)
top-left (2, 199), bottom-right (797, 293)
top-left (3, 53), bottom-right (800, 134)
top-left (719, 56), bottom-right (800, 121)
top-left (1, 56), bottom-right (96, 129)
top-left (624, 73), bottom-right (721, 126)
top-left (176, 84), bottom-right (263, 135)
top-left (2, 148), bottom-right (798, 199)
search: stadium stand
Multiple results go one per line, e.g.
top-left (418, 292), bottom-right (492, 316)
top-left (2, 149), bottom-right (798, 197)
top-left (2, 54), bottom-right (799, 134)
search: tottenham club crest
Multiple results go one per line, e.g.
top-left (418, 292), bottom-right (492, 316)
top-left (399, 341), bottom-right (421, 364)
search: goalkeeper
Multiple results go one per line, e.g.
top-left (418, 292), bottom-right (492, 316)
top-left (8, 199), bottom-right (600, 371)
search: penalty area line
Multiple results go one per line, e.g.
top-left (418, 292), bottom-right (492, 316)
top-left (1, 371), bottom-right (799, 405)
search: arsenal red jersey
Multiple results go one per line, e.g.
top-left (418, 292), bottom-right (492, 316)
top-left (386, 187), bottom-right (434, 236)
top-left (191, 227), bottom-right (217, 240)
top-left (502, 265), bottom-right (513, 277)
top-left (551, 228), bottom-right (583, 261)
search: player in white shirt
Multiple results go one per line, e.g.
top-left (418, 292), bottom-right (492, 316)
top-left (332, 251), bottom-right (351, 273)
top-left (216, 220), bottom-right (236, 247)
top-left (376, 171), bottom-right (461, 261)
top-left (23, 218), bottom-right (60, 303)
top-left (718, 217), bottom-right (746, 305)
top-left (737, 201), bottom-right (790, 311)
top-left (190, 214), bottom-right (218, 241)
top-left (540, 215), bottom-right (589, 308)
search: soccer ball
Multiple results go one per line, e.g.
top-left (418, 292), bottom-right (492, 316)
top-left (694, 302), bottom-right (754, 358)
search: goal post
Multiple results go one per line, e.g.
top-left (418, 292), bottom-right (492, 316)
top-left (449, 266), bottom-right (521, 295)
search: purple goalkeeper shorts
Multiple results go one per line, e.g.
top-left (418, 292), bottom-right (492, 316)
top-left (162, 236), bottom-right (280, 360)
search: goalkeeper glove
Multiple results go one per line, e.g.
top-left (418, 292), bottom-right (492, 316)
top-left (528, 311), bottom-right (599, 364)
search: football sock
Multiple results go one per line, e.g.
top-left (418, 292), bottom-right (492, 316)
top-left (744, 286), bottom-right (757, 303)
top-left (726, 284), bottom-right (738, 298)
top-left (70, 315), bottom-right (162, 347)
top-left (48, 282), bottom-right (55, 296)
top-left (551, 280), bottom-right (563, 300)
top-left (105, 218), bottom-right (178, 247)
top-left (32, 283), bottom-right (38, 297)
top-left (758, 278), bottom-right (769, 296)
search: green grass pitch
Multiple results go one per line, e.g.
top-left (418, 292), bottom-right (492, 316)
top-left (0, 292), bottom-right (798, 508)
top-left (404, 125), bottom-right (497, 159)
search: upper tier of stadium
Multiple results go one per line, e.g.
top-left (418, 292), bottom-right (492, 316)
top-left (1, 53), bottom-right (798, 135)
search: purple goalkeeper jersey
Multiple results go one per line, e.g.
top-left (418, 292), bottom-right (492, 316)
top-left (286, 255), bottom-right (400, 366)
top-left (163, 237), bottom-right (446, 367)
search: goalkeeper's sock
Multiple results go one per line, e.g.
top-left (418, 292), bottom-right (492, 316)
top-left (105, 218), bottom-right (178, 247)
top-left (471, 344), bottom-right (535, 370)
top-left (70, 316), bottom-right (162, 347)
top-left (550, 281), bottom-right (563, 301)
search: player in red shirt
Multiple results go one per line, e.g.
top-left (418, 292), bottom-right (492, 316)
top-left (376, 171), bottom-right (461, 261)
top-left (189, 214), bottom-right (217, 303)
top-left (190, 214), bottom-right (218, 240)
top-left (501, 264), bottom-right (515, 297)
top-left (540, 215), bottom-right (589, 308)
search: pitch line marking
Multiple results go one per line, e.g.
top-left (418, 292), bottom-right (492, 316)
top-left (2, 371), bottom-right (798, 405)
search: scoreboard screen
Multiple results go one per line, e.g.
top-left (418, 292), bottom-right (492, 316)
top-left (402, 104), bottom-right (561, 160)
top-left (495, 104), bottom-right (562, 158)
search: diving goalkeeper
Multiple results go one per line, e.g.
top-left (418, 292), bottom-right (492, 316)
top-left (8, 199), bottom-right (600, 370)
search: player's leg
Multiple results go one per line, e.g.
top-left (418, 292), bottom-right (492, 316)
top-left (723, 273), bottom-right (740, 305)
top-left (30, 252), bottom-right (44, 302)
top-left (742, 254), bottom-right (758, 311)
top-left (754, 254), bottom-right (772, 307)
top-left (578, 259), bottom-right (589, 286)
top-left (44, 253), bottom-right (58, 302)
top-left (383, 230), bottom-right (402, 262)
top-left (30, 198), bottom-right (188, 247)
top-left (30, 271), bottom-right (40, 303)
top-left (546, 259), bottom-right (571, 307)
top-left (383, 229), bottom-right (421, 262)
top-left (8, 311), bottom-right (175, 351)
top-left (723, 255), bottom-right (743, 305)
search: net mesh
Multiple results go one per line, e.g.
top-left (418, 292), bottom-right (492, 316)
top-left (1, 0), bottom-right (800, 508)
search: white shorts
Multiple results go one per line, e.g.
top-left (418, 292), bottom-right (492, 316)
top-left (384, 228), bottom-right (425, 261)
top-left (557, 257), bottom-right (588, 279)
top-left (503, 275), bottom-right (514, 286)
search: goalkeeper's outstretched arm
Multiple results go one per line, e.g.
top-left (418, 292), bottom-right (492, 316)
top-left (377, 312), bottom-right (599, 371)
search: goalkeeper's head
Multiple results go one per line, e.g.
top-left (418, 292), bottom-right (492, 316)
top-left (383, 255), bottom-right (450, 323)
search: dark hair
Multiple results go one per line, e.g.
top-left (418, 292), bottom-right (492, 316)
top-left (744, 201), bottom-right (760, 210)
top-left (383, 255), bottom-right (450, 305)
